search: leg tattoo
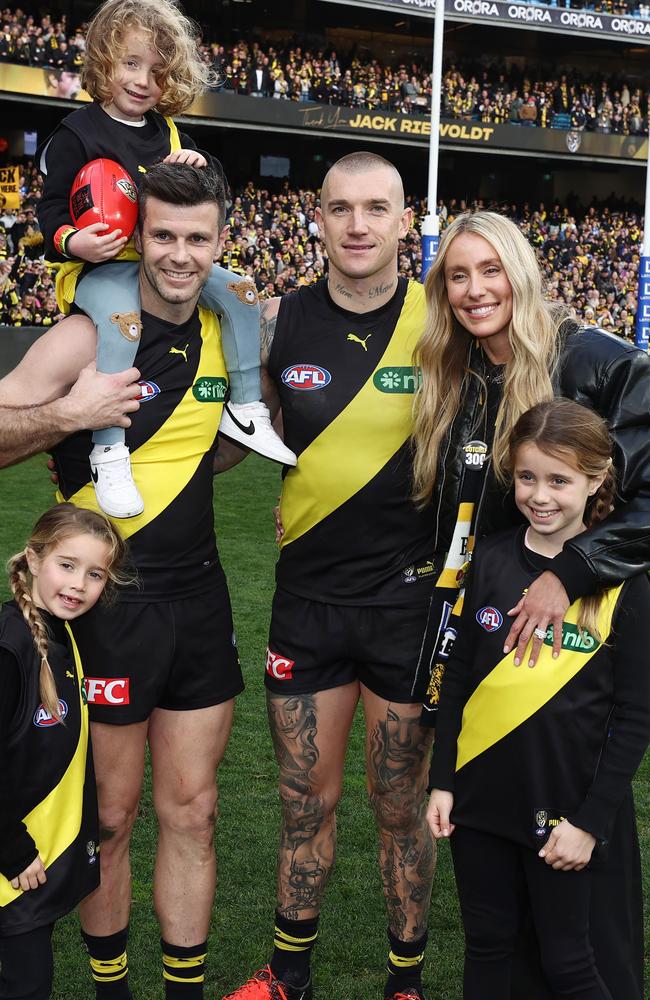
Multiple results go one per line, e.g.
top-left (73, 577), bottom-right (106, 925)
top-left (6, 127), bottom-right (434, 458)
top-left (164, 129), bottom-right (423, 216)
top-left (368, 706), bottom-right (436, 940)
top-left (268, 694), bottom-right (335, 920)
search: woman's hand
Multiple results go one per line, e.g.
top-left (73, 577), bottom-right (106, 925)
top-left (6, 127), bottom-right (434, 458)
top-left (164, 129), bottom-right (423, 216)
top-left (66, 223), bottom-right (128, 263)
top-left (11, 855), bottom-right (47, 891)
top-left (163, 149), bottom-right (207, 168)
top-left (538, 820), bottom-right (596, 871)
top-left (427, 789), bottom-right (455, 839)
top-left (503, 571), bottom-right (569, 667)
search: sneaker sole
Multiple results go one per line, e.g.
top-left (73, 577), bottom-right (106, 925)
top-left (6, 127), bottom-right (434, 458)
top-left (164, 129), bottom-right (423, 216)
top-left (96, 503), bottom-right (145, 518)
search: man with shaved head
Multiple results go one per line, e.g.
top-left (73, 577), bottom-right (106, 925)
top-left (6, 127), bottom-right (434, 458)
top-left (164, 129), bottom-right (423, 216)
top-left (222, 153), bottom-right (436, 1000)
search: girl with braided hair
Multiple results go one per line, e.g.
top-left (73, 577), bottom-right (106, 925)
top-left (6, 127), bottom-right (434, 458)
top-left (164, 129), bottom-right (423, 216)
top-left (0, 504), bottom-right (130, 999)
top-left (427, 400), bottom-right (650, 999)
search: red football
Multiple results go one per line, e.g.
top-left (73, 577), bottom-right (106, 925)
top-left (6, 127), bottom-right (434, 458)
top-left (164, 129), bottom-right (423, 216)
top-left (69, 158), bottom-right (138, 238)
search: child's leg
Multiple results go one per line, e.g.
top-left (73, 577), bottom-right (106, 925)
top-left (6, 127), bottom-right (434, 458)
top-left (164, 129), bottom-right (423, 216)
top-left (451, 826), bottom-right (524, 999)
top-left (75, 262), bottom-right (144, 517)
top-left (199, 265), bottom-right (261, 403)
top-left (0, 923), bottom-right (54, 999)
top-left (75, 262), bottom-right (141, 447)
top-left (200, 266), bottom-right (296, 465)
top-left (523, 852), bottom-right (613, 1000)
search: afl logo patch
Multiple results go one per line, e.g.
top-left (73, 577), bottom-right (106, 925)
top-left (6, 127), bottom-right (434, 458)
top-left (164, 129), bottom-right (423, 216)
top-left (138, 380), bottom-right (160, 401)
top-left (476, 606), bottom-right (503, 632)
top-left (33, 700), bottom-right (68, 727)
top-left (281, 364), bottom-right (331, 391)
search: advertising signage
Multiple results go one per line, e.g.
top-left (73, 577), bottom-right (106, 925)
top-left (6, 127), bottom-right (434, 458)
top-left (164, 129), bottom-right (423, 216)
top-left (325, 0), bottom-right (650, 44)
top-left (185, 93), bottom-right (648, 164)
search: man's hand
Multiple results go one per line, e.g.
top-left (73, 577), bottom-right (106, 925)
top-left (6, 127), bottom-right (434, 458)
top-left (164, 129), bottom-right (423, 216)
top-left (538, 820), bottom-right (596, 871)
top-left (66, 223), bottom-right (128, 263)
top-left (163, 149), bottom-right (208, 168)
top-left (273, 502), bottom-right (284, 545)
top-left (11, 855), bottom-right (47, 891)
top-left (64, 363), bottom-right (142, 433)
top-left (503, 571), bottom-right (569, 667)
top-left (427, 790), bottom-right (455, 839)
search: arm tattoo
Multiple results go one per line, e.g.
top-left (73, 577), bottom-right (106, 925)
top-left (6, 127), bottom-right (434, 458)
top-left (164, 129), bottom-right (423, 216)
top-left (260, 301), bottom-right (278, 365)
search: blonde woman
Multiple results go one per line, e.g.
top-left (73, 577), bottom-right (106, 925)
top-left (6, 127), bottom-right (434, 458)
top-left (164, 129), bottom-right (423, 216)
top-left (412, 210), bottom-right (650, 1000)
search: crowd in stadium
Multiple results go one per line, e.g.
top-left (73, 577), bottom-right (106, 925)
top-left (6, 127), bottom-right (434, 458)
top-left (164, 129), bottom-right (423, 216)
top-left (0, 159), bottom-right (641, 338)
top-left (1, 6), bottom-right (649, 133)
top-left (215, 50), bottom-right (650, 135)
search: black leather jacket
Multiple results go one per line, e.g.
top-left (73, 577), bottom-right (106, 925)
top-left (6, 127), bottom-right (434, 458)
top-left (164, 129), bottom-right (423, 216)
top-left (431, 326), bottom-right (650, 600)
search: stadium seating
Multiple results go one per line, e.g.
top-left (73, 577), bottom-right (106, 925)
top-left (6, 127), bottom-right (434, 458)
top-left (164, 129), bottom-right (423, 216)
top-left (0, 162), bottom-right (640, 339)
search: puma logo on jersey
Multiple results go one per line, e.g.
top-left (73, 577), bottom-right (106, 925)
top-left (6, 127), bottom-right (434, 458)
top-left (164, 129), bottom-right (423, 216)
top-left (347, 333), bottom-right (372, 351)
top-left (169, 344), bottom-right (189, 363)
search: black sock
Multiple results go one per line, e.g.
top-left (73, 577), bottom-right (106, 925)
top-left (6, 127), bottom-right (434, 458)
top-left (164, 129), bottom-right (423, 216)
top-left (162, 939), bottom-right (207, 997)
top-left (269, 911), bottom-right (318, 987)
top-left (384, 927), bottom-right (427, 996)
top-left (81, 927), bottom-right (132, 1000)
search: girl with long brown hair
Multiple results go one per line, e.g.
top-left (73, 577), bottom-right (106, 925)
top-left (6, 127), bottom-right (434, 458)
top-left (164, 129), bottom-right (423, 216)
top-left (426, 400), bottom-right (650, 999)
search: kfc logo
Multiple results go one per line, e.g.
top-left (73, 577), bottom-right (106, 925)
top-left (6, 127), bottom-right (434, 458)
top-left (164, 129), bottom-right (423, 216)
top-left (266, 648), bottom-right (295, 681)
top-left (84, 677), bottom-right (130, 705)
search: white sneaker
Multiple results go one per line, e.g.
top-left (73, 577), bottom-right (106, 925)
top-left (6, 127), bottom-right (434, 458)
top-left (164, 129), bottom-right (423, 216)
top-left (89, 443), bottom-right (145, 518)
top-left (219, 401), bottom-right (297, 466)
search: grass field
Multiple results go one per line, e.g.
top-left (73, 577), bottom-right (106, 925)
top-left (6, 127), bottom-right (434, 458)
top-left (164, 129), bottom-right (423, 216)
top-left (0, 455), bottom-right (648, 999)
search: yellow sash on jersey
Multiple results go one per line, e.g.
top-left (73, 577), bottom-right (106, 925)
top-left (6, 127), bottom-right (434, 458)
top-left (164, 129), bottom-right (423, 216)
top-left (0, 627), bottom-right (87, 907)
top-left (456, 584), bottom-right (624, 772)
top-left (51, 117), bottom-right (181, 313)
top-left (57, 308), bottom-right (224, 541)
top-left (279, 281), bottom-right (427, 547)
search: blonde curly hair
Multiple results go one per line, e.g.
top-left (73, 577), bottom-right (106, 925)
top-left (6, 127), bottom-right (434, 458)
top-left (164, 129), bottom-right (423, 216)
top-left (81, 0), bottom-right (215, 117)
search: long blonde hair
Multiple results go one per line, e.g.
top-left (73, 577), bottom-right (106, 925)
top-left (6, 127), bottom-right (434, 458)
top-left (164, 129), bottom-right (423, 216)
top-left (413, 211), bottom-right (568, 504)
top-left (6, 505), bottom-right (131, 721)
top-left (507, 400), bottom-right (616, 641)
top-left (82, 0), bottom-right (214, 117)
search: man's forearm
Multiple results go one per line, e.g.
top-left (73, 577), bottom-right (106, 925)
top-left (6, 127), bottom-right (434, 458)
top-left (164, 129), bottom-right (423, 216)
top-left (0, 399), bottom-right (77, 468)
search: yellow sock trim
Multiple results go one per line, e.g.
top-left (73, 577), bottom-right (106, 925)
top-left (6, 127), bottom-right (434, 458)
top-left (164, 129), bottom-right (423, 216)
top-left (89, 953), bottom-right (128, 982)
top-left (388, 950), bottom-right (425, 968)
top-left (162, 953), bottom-right (207, 969)
top-left (162, 971), bottom-right (205, 983)
top-left (274, 927), bottom-right (318, 949)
